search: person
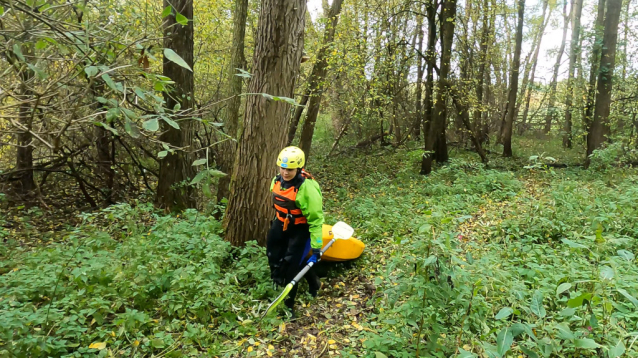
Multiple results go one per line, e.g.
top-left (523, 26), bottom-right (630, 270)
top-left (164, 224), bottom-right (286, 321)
top-left (267, 146), bottom-right (324, 317)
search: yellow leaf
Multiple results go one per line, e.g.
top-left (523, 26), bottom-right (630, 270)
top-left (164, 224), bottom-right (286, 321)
top-left (328, 340), bottom-right (336, 344)
top-left (89, 342), bottom-right (106, 350)
top-left (133, 340), bottom-right (140, 347)
top-left (247, 346), bottom-right (253, 353)
top-left (267, 351), bottom-right (273, 357)
top-left (268, 345), bottom-right (274, 350)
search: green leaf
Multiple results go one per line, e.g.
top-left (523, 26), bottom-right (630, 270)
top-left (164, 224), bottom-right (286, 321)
top-left (161, 115), bottom-right (180, 129)
top-left (161, 6), bottom-right (172, 18)
top-left (175, 12), bottom-right (188, 26)
top-left (495, 307), bottom-right (513, 320)
top-left (496, 327), bottom-right (513, 357)
top-left (13, 44), bottom-right (25, 61)
top-left (85, 66), bottom-right (98, 77)
top-left (124, 118), bottom-right (140, 139)
top-left (617, 249), bottom-right (635, 261)
top-left (96, 97), bottom-right (108, 104)
top-left (164, 48), bottom-right (192, 71)
top-left (574, 338), bottom-right (600, 349)
top-left (555, 323), bottom-right (575, 340)
top-left (0, 6), bottom-right (4, 16)
top-left (600, 266), bottom-right (614, 281)
top-left (561, 238), bottom-right (588, 249)
top-left (142, 118), bottom-right (159, 131)
top-left (134, 87), bottom-right (147, 101)
top-left (374, 353), bottom-right (388, 358)
top-left (457, 348), bottom-right (477, 358)
top-left (106, 108), bottom-right (120, 122)
top-left (190, 170), bottom-right (207, 185)
top-left (556, 283), bottom-right (572, 296)
top-left (27, 64), bottom-right (47, 79)
top-left (96, 122), bottom-right (118, 136)
top-left (609, 340), bottom-right (626, 358)
top-left (530, 291), bottom-right (546, 318)
top-left (208, 169), bottom-right (227, 177)
top-left (423, 255), bottom-right (437, 267)
top-left (101, 73), bottom-right (119, 92)
top-left (617, 288), bottom-right (638, 307)
top-left (560, 307), bottom-right (576, 317)
top-left (120, 108), bottom-right (138, 120)
top-left (520, 346), bottom-right (538, 358)
top-left (192, 159), bottom-right (207, 166)
top-left (151, 338), bottom-right (165, 348)
top-left (568, 292), bottom-right (592, 308)
top-left (158, 151), bottom-right (168, 159)
top-left (235, 68), bottom-right (252, 78)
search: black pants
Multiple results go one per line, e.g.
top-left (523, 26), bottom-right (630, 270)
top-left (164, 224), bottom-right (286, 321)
top-left (266, 219), bottom-right (320, 310)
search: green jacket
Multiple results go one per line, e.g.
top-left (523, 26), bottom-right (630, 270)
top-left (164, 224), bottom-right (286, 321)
top-left (270, 176), bottom-right (324, 249)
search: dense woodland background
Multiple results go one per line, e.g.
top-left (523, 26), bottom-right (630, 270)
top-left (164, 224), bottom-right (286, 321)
top-left (1, 0), bottom-right (638, 356)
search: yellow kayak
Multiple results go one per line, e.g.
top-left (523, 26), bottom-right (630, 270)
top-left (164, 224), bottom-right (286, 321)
top-left (316, 224), bottom-right (365, 262)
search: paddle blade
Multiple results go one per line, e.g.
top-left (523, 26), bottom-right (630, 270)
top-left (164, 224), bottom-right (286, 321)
top-left (332, 221), bottom-right (354, 239)
top-left (262, 283), bottom-right (293, 319)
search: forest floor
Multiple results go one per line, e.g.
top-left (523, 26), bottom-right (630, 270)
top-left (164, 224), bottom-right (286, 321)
top-left (3, 137), bottom-right (638, 357)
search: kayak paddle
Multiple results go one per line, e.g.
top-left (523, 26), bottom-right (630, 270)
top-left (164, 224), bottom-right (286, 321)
top-left (261, 221), bottom-right (355, 319)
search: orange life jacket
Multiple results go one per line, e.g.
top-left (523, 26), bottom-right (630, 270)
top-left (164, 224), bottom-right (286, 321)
top-left (272, 170), bottom-right (314, 231)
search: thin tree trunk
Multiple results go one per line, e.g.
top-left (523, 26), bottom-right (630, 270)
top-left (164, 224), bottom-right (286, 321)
top-left (584, 0), bottom-right (607, 134)
top-left (502, 0), bottom-right (525, 157)
top-left (15, 42), bottom-right (36, 194)
top-left (450, 87), bottom-right (488, 163)
top-left (156, 0), bottom-right (197, 211)
top-left (298, 0), bottom-right (345, 161)
top-left (563, 0), bottom-right (583, 148)
top-left (586, 0), bottom-right (622, 163)
top-left (413, 5), bottom-right (425, 139)
top-left (543, 1), bottom-right (570, 134)
top-left (421, 0), bottom-right (455, 175)
top-left (217, 0), bottom-right (249, 204)
top-left (422, 0), bottom-right (438, 140)
top-left (223, 0), bottom-right (306, 246)
top-left (520, 0), bottom-right (550, 134)
top-left (517, 0), bottom-right (552, 134)
top-left (474, 0), bottom-right (491, 143)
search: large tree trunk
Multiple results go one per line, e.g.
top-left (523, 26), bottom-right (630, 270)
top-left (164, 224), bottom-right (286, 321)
top-left (501, 0), bottom-right (525, 157)
top-left (216, 0), bottom-right (249, 204)
top-left (543, 1), bottom-right (570, 134)
top-left (562, 0), bottom-right (583, 148)
top-left (156, 0), bottom-right (197, 211)
top-left (520, 0), bottom-right (550, 134)
top-left (584, 0), bottom-right (607, 134)
top-left (421, 0), bottom-right (455, 175)
top-left (223, 0), bottom-right (306, 247)
top-left (298, 0), bottom-right (345, 161)
top-left (586, 0), bottom-right (622, 162)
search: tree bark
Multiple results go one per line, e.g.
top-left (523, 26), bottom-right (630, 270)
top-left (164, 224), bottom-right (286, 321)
top-left (156, 0), bottom-right (197, 211)
top-left (474, 0), bottom-right (491, 143)
top-left (223, 0), bottom-right (306, 247)
top-left (16, 44), bottom-right (36, 194)
top-left (501, 0), bottom-right (525, 157)
top-left (298, 0), bottom-right (345, 161)
top-left (584, 0), bottom-right (607, 133)
top-left (586, 0), bottom-right (622, 162)
top-left (421, 0), bottom-right (455, 175)
top-left (216, 0), bottom-right (249, 204)
top-left (543, 1), bottom-right (570, 134)
top-left (422, 0), bottom-right (438, 140)
top-left (413, 5), bottom-right (425, 139)
top-left (562, 0), bottom-right (583, 148)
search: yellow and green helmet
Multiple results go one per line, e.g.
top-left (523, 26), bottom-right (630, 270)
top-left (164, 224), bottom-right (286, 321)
top-left (276, 146), bottom-right (305, 169)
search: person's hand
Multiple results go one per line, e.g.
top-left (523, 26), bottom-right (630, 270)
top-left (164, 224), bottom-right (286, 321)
top-left (307, 248), bottom-right (322, 264)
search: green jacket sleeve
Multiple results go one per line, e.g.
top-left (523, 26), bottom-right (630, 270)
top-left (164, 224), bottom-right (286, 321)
top-left (296, 179), bottom-right (324, 249)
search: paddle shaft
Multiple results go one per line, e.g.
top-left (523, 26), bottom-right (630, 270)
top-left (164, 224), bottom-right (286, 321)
top-left (289, 238), bottom-right (336, 285)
